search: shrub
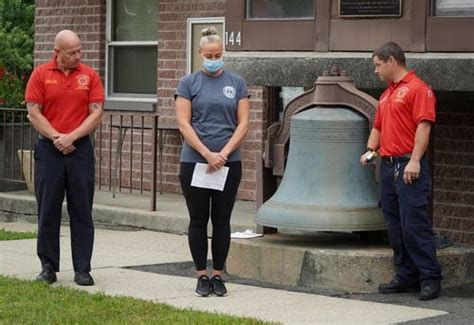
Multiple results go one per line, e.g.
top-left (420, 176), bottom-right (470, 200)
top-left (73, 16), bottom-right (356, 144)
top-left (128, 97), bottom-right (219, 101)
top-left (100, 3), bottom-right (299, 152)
top-left (0, 0), bottom-right (35, 109)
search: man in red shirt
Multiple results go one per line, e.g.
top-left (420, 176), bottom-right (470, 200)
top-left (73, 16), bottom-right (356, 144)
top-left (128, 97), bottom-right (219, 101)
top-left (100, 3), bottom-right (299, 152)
top-left (360, 42), bottom-right (441, 300)
top-left (25, 30), bottom-right (104, 286)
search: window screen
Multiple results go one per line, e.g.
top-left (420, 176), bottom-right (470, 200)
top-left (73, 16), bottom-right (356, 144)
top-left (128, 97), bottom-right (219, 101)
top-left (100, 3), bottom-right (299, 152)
top-left (111, 46), bottom-right (157, 95)
top-left (432, 0), bottom-right (474, 16)
top-left (113, 0), bottom-right (158, 41)
top-left (246, 0), bottom-right (314, 19)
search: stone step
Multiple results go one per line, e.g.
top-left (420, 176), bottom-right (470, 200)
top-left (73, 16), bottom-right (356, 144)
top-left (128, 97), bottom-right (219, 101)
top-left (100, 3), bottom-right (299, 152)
top-left (227, 232), bottom-right (474, 293)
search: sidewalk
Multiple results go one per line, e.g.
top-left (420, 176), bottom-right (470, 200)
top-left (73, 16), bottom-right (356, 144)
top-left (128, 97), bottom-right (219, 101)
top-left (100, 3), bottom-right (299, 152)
top-left (0, 221), bottom-right (448, 324)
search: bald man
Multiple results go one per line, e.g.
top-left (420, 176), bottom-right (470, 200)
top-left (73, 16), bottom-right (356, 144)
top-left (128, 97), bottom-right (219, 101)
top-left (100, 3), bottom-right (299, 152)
top-left (25, 30), bottom-right (104, 286)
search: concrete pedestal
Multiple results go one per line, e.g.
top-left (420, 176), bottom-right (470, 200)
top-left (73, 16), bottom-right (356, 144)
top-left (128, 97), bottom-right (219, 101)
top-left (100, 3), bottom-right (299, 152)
top-left (227, 233), bottom-right (474, 293)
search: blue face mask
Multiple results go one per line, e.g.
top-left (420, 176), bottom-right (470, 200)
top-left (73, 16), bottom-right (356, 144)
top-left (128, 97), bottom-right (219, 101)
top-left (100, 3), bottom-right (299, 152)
top-left (203, 58), bottom-right (224, 73)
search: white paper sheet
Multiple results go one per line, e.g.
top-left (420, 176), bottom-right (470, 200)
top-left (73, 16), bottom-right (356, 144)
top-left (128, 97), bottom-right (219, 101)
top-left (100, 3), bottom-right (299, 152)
top-left (191, 163), bottom-right (229, 191)
top-left (231, 229), bottom-right (263, 239)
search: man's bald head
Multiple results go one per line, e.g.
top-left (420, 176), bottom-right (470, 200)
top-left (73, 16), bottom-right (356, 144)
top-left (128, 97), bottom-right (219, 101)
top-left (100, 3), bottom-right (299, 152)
top-left (54, 30), bottom-right (81, 71)
top-left (54, 30), bottom-right (80, 49)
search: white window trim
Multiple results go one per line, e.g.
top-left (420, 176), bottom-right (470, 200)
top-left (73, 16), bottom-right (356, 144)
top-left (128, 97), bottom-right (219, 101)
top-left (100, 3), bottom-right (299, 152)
top-left (187, 17), bottom-right (225, 75)
top-left (105, 0), bottom-right (158, 103)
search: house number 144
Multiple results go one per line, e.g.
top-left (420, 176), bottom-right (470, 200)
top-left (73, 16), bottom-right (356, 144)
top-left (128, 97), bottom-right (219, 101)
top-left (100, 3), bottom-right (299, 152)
top-left (225, 31), bottom-right (241, 46)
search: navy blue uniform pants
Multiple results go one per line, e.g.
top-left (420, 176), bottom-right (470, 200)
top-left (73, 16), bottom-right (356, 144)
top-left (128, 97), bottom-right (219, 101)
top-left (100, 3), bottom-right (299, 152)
top-left (34, 136), bottom-right (95, 273)
top-left (380, 155), bottom-right (442, 285)
top-left (179, 161), bottom-right (242, 271)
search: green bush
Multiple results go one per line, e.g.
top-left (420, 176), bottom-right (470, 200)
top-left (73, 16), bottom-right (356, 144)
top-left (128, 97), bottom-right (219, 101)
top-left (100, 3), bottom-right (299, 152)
top-left (0, 0), bottom-right (35, 109)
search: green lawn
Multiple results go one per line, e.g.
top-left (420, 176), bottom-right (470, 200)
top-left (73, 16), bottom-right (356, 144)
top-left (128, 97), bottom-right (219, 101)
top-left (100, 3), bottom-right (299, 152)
top-left (0, 228), bottom-right (37, 241)
top-left (0, 276), bottom-right (271, 324)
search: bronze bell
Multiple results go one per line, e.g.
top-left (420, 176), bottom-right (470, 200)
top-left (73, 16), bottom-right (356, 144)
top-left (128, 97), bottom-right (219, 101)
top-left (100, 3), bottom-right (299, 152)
top-left (257, 107), bottom-right (385, 232)
top-left (257, 67), bottom-right (385, 233)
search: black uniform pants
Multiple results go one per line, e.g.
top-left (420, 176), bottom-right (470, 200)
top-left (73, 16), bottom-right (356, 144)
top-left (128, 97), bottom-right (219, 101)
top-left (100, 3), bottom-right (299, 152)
top-left (179, 161), bottom-right (242, 271)
top-left (380, 155), bottom-right (442, 285)
top-left (34, 136), bottom-right (95, 273)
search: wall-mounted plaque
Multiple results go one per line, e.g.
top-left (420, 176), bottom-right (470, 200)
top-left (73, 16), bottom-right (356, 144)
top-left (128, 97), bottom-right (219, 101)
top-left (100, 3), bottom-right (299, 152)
top-left (339, 0), bottom-right (402, 17)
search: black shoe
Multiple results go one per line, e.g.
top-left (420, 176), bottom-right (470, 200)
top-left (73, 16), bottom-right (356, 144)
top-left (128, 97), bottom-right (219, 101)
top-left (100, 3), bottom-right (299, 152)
top-left (419, 281), bottom-right (441, 301)
top-left (211, 275), bottom-right (228, 297)
top-left (378, 279), bottom-right (420, 294)
top-left (36, 264), bottom-right (57, 284)
top-left (74, 272), bottom-right (94, 286)
top-left (195, 275), bottom-right (211, 297)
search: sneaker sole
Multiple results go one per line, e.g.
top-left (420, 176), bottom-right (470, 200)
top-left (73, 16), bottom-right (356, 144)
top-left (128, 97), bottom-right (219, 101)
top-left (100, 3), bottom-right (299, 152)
top-left (195, 292), bottom-right (211, 297)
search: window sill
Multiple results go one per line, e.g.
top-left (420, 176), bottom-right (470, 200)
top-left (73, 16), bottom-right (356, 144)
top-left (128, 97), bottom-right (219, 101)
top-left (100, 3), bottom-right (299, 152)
top-left (104, 100), bottom-right (156, 112)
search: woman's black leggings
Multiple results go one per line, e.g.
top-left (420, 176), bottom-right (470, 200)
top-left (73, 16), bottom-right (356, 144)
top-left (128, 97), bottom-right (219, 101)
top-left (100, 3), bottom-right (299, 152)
top-left (179, 161), bottom-right (242, 271)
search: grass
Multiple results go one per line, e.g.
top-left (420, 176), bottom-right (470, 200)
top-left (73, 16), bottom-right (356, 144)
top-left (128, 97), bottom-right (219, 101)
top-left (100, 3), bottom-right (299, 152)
top-left (0, 228), bottom-right (37, 241)
top-left (0, 276), bottom-right (271, 324)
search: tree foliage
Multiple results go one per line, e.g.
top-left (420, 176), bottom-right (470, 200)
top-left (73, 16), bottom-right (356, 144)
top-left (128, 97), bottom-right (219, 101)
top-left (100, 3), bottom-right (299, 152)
top-left (0, 0), bottom-right (35, 108)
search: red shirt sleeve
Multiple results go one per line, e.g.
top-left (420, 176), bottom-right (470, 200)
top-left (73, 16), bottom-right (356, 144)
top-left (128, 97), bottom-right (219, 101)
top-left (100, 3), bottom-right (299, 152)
top-left (412, 85), bottom-right (436, 124)
top-left (88, 70), bottom-right (105, 103)
top-left (373, 104), bottom-right (382, 131)
top-left (24, 67), bottom-right (45, 105)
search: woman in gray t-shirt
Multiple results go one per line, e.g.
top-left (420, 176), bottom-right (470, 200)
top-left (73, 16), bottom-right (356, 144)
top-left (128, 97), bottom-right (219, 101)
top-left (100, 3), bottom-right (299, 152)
top-left (175, 26), bottom-right (250, 297)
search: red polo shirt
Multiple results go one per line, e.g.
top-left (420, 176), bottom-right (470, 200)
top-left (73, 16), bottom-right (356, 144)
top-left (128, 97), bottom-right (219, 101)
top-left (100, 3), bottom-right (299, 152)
top-left (374, 70), bottom-right (436, 156)
top-left (25, 58), bottom-right (104, 134)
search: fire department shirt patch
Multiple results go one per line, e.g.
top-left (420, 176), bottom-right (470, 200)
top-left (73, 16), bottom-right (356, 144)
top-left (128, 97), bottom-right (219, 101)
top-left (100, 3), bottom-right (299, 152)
top-left (223, 86), bottom-right (236, 99)
top-left (76, 74), bottom-right (90, 90)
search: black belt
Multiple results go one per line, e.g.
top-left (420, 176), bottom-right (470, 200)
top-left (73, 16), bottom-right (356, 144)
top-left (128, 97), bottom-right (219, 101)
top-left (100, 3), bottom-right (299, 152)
top-left (382, 154), bottom-right (411, 164)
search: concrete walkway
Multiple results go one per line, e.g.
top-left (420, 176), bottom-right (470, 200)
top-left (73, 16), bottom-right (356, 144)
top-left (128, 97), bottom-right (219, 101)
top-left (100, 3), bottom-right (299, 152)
top-left (0, 221), bottom-right (448, 324)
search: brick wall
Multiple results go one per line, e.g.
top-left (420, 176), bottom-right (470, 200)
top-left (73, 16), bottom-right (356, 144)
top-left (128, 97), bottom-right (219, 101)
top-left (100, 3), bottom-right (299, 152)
top-left (32, 0), bottom-right (266, 201)
top-left (34, 0), bottom-right (106, 75)
top-left (433, 92), bottom-right (474, 244)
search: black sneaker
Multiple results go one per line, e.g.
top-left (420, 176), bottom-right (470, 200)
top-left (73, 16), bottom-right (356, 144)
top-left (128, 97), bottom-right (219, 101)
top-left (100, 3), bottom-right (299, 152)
top-left (419, 281), bottom-right (441, 301)
top-left (211, 275), bottom-right (227, 297)
top-left (195, 275), bottom-right (211, 297)
top-left (36, 264), bottom-right (57, 284)
top-left (74, 272), bottom-right (94, 286)
top-left (378, 279), bottom-right (420, 294)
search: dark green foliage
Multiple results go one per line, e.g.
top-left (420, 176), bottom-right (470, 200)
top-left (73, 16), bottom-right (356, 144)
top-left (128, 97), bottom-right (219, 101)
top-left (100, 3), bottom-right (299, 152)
top-left (0, 0), bottom-right (35, 108)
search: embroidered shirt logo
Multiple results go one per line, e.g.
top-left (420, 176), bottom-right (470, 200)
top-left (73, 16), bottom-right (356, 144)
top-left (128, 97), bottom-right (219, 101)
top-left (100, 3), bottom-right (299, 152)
top-left (76, 74), bottom-right (90, 90)
top-left (394, 86), bottom-right (409, 104)
top-left (223, 86), bottom-right (236, 99)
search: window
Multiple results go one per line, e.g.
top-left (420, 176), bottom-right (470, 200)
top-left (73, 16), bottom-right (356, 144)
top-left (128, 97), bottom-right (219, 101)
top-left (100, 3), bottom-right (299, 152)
top-left (106, 0), bottom-right (158, 102)
top-left (246, 0), bottom-right (314, 19)
top-left (432, 0), bottom-right (474, 16)
top-left (427, 0), bottom-right (474, 51)
top-left (225, 0), bottom-right (324, 51)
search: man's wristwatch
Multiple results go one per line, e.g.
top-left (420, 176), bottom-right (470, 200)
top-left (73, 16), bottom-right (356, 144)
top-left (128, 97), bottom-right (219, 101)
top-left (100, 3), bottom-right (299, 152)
top-left (365, 147), bottom-right (378, 163)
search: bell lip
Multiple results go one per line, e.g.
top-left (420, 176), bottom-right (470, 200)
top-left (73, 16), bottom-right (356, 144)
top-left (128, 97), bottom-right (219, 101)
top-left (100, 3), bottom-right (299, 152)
top-left (259, 200), bottom-right (381, 211)
top-left (255, 219), bottom-right (387, 232)
top-left (256, 201), bottom-right (386, 232)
